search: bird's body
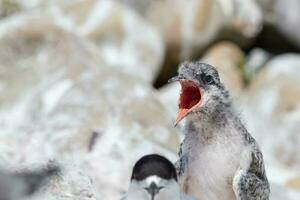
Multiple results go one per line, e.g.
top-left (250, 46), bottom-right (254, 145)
top-left (170, 62), bottom-right (269, 200)
top-left (179, 110), bottom-right (259, 200)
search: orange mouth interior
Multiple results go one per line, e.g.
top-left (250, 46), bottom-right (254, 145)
top-left (175, 81), bottom-right (202, 125)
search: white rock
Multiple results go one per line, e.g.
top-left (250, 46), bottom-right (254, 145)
top-left (0, 11), bottom-right (178, 200)
top-left (269, 183), bottom-right (297, 200)
top-left (256, 0), bottom-right (300, 48)
top-left (201, 41), bottom-right (245, 97)
top-left (157, 83), bottom-right (180, 120)
top-left (243, 54), bottom-right (300, 171)
top-left (275, 0), bottom-right (300, 48)
top-left (26, 163), bottom-right (97, 200)
top-left (0, 0), bottom-right (165, 83)
top-left (71, 0), bottom-right (164, 82)
top-left (245, 48), bottom-right (271, 79)
top-left (224, 0), bottom-right (263, 37)
top-left (120, 0), bottom-right (262, 59)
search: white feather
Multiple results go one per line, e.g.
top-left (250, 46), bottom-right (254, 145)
top-left (182, 123), bottom-right (246, 200)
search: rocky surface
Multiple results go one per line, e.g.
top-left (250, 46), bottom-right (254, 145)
top-left (257, 0), bottom-right (300, 48)
top-left (0, 0), bottom-right (164, 83)
top-left (270, 183), bottom-right (298, 200)
top-left (0, 8), bottom-right (178, 200)
top-left (121, 0), bottom-right (262, 57)
top-left (118, 0), bottom-right (262, 86)
top-left (201, 42), bottom-right (245, 97)
top-left (245, 48), bottom-right (271, 80)
top-left (243, 54), bottom-right (300, 170)
top-left (275, 0), bottom-right (300, 48)
top-left (0, 1), bottom-right (299, 200)
top-left (28, 164), bottom-right (97, 200)
top-left (241, 54), bottom-right (300, 198)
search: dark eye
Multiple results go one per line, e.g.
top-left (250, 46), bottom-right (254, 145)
top-left (202, 74), bottom-right (214, 84)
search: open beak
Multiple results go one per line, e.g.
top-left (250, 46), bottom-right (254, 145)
top-left (170, 78), bottom-right (203, 126)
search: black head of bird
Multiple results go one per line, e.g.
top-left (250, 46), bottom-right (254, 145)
top-left (129, 154), bottom-right (178, 200)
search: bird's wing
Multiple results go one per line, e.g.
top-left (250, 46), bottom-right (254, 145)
top-left (176, 140), bottom-right (189, 177)
top-left (175, 156), bottom-right (186, 177)
top-left (232, 146), bottom-right (270, 200)
top-left (175, 153), bottom-right (190, 193)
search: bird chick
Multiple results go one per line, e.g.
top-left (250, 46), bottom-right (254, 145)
top-left (122, 154), bottom-right (197, 200)
top-left (169, 61), bottom-right (270, 200)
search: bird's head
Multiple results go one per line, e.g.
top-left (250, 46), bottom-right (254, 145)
top-left (169, 61), bottom-right (230, 125)
top-left (129, 154), bottom-right (179, 200)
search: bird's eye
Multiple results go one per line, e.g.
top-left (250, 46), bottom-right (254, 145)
top-left (202, 74), bottom-right (214, 84)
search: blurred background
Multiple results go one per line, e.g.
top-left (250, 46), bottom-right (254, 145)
top-left (0, 0), bottom-right (299, 199)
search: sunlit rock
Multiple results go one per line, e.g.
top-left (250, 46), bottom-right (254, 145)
top-left (63, 0), bottom-right (165, 82)
top-left (245, 48), bottom-right (271, 80)
top-left (118, 0), bottom-right (262, 86)
top-left (201, 41), bottom-right (245, 97)
top-left (275, 0), bottom-right (300, 48)
top-left (0, 11), bottom-right (178, 200)
top-left (0, 12), bottom-right (104, 122)
top-left (26, 163), bottom-right (97, 200)
top-left (286, 176), bottom-right (300, 190)
top-left (120, 0), bottom-right (262, 58)
top-left (0, 0), bottom-right (21, 19)
top-left (243, 54), bottom-right (300, 170)
top-left (256, 0), bottom-right (300, 48)
top-left (270, 183), bottom-right (297, 200)
top-left (157, 83), bottom-right (180, 121)
top-left (0, 0), bottom-right (164, 83)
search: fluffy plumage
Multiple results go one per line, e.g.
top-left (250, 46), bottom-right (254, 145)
top-left (171, 62), bottom-right (270, 200)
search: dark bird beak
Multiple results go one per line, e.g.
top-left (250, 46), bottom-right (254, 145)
top-left (168, 75), bottom-right (185, 83)
top-left (145, 182), bottom-right (163, 200)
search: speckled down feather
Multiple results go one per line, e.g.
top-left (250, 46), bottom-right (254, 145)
top-left (174, 62), bottom-right (270, 200)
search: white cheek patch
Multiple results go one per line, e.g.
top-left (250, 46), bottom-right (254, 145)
top-left (145, 175), bottom-right (161, 186)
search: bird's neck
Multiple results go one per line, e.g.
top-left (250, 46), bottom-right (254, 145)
top-left (185, 104), bottom-right (243, 143)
